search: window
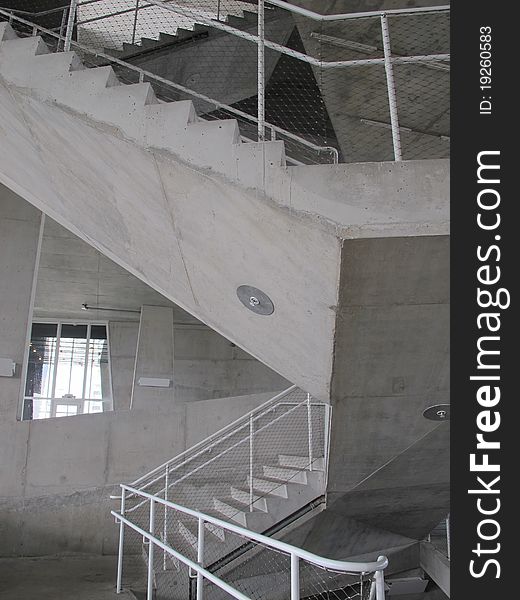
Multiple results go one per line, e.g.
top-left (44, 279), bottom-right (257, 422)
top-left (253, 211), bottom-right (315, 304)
top-left (23, 322), bottom-right (112, 420)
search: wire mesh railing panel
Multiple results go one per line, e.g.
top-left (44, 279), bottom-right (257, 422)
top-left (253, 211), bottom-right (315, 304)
top-left (204, 527), bottom-right (293, 600)
top-left (1, 1), bottom-right (449, 165)
top-left (300, 562), bottom-right (372, 600)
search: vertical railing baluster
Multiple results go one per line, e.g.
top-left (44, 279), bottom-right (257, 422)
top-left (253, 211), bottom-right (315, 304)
top-left (446, 514), bottom-right (451, 560)
top-left (196, 517), bottom-right (205, 600)
top-left (249, 414), bottom-right (254, 512)
top-left (64, 0), bottom-right (79, 52)
top-left (375, 558), bottom-right (386, 600)
top-left (307, 393), bottom-right (313, 471)
top-left (131, 0), bottom-right (140, 45)
top-left (58, 6), bottom-right (69, 51)
top-left (257, 0), bottom-right (265, 141)
top-left (290, 554), bottom-right (300, 600)
top-left (116, 487), bottom-right (126, 594)
top-left (163, 465), bottom-right (169, 571)
top-left (380, 13), bottom-right (402, 161)
top-left (147, 499), bottom-right (155, 600)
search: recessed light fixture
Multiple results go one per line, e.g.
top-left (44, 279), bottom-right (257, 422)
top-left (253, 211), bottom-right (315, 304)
top-left (423, 404), bottom-right (450, 421)
top-left (236, 285), bottom-right (274, 315)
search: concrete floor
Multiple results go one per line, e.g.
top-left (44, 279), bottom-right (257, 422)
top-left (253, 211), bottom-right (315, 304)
top-left (0, 555), bottom-right (138, 600)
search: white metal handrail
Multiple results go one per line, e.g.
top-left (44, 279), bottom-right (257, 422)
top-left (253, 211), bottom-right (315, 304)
top-left (113, 483), bottom-right (388, 599)
top-left (266, 0), bottom-right (450, 22)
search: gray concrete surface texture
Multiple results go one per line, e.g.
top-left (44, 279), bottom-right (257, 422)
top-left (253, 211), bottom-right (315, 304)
top-left (0, 387), bottom-right (275, 556)
top-left (0, 23), bottom-right (449, 557)
top-left (0, 24), bottom-right (449, 399)
top-left (0, 189), bottom-right (286, 557)
top-left (32, 215), bottom-right (289, 409)
top-left (288, 0), bottom-right (450, 161)
top-left (0, 554), bottom-right (141, 600)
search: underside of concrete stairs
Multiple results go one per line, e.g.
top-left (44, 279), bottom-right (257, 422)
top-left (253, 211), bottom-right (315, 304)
top-left (0, 22), bottom-right (449, 544)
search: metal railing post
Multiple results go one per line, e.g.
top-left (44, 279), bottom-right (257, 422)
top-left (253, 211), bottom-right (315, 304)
top-left (307, 393), bottom-right (313, 471)
top-left (257, 0), bottom-right (266, 141)
top-left (290, 554), bottom-right (300, 600)
top-left (147, 499), bottom-right (155, 600)
top-left (446, 514), bottom-right (451, 560)
top-left (196, 517), bottom-right (205, 600)
top-left (375, 558), bottom-right (386, 600)
top-left (64, 0), bottom-right (79, 52)
top-left (58, 6), bottom-right (68, 51)
top-left (323, 403), bottom-right (332, 480)
top-left (116, 487), bottom-right (126, 594)
top-left (131, 0), bottom-right (140, 45)
top-left (163, 465), bottom-right (169, 570)
top-left (380, 13), bottom-right (402, 161)
top-left (249, 415), bottom-right (254, 512)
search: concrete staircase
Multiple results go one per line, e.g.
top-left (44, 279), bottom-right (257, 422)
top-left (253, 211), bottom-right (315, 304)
top-left (0, 17), bottom-right (450, 410)
top-left (147, 453), bottom-right (326, 600)
top-left (105, 7), bottom-right (271, 58)
top-left (86, 5), bottom-right (294, 119)
top-left (0, 22), bottom-right (285, 184)
top-left (78, 0), bottom-right (263, 52)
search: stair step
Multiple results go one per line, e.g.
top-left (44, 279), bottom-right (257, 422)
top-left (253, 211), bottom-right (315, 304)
top-left (177, 520), bottom-right (227, 558)
top-left (158, 33), bottom-right (179, 44)
top-left (139, 37), bottom-right (159, 49)
top-left (0, 22), bottom-right (18, 42)
top-left (278, 455), bottom-right (325, 471)
top-left (212, 498), bottom-right (247, 527)
top-left (205, 521), bottom-right (226, 542)
top-left (122, 42), bottom-right (140, 54)
top-left (177, 520), bottom-right (197, 551)
top-left (262, 466), bottom-right (308, 484)
top-left (0, 35), bottom-right (49, 59)
top-left (247, 476), bottom-right (288, 498)
top-left (0, 45), bottom-right (83, 92)
top-left (230, 487), bottom-right (268, 512)
top-left (67, 65), bottom-right (120, 91)
top-left (145, 100), bottom-right (196, 146)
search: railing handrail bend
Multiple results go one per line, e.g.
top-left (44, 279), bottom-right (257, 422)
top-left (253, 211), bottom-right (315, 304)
top-left (117, 484), bottom-right (388, 573)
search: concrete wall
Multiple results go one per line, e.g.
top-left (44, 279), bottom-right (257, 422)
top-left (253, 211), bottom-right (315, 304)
top-left (109, 319), bottom-right (289, 410)
top-left (0, 185), bottom-right (41, 421)
top-left (0, 391), bottom-right (274, 557)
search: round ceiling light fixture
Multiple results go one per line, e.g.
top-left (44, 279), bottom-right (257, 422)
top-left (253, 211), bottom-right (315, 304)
top-left (236, 285), bottom-right (274, 315)
top-left (423, 404), bottom-right (450, 421)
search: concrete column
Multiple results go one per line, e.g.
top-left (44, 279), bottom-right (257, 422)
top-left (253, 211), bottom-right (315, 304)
top-left (108, 321), bottom-right (139, 411)
top-left (131, 305), bottom-right (175, 410)
top-left (0, 185), bottom-right (43, 420)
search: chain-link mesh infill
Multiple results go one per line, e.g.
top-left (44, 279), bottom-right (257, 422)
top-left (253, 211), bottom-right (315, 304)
top-left (115, 388), bottom-right (335, 597)
top-left (1, 1), bottom-right (449, 164)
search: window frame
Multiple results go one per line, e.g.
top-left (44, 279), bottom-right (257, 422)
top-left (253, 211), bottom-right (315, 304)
top-left (20, 319), bottom-right (114, 421)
